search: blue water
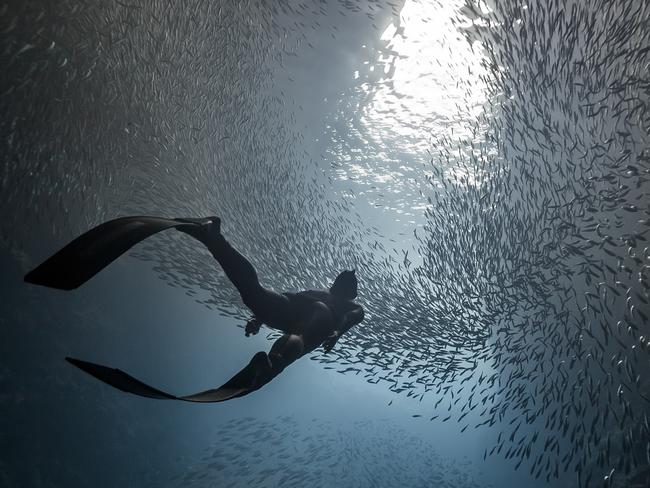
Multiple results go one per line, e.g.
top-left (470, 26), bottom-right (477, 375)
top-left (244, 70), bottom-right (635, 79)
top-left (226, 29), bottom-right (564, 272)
top-left (1, 252), bottom-right (557, 487)
top-left (1, 0), bottom-right (649, 486)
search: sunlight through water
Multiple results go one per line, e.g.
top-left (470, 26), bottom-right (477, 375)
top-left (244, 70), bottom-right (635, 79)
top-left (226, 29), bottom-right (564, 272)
top-left (365, 0), bottom-right (488, 151)
top-left (322, 0), bottom-right (491, 256)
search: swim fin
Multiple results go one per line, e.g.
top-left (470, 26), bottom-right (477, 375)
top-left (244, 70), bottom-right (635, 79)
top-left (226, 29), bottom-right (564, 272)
top-left (24, 216), bottom-right (213, 290)
top-left (65, 353), bottom-right (276, 403)
top-left (65, 357), bottom-right (177, 400)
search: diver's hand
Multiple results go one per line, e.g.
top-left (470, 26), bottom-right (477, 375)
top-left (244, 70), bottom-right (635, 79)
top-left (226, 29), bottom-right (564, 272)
top-left (323, 331), bottom-right (340, 353)
top-left (342, 307), bottom-right (364, 329)
top-left (245, 318), bottom-right (262, 337)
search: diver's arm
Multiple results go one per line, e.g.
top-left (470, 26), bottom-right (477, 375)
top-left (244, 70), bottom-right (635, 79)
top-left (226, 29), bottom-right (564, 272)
top-left (322, 330), bottom-right (340, 353)
top-left (341, 305), bottom-right (364, 331)
top-left (323, 305), bottom-right (364, 353)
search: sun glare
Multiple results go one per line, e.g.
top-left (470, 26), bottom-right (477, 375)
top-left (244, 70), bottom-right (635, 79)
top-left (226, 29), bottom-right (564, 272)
top-left (363, 0), bottom-right (488, 153)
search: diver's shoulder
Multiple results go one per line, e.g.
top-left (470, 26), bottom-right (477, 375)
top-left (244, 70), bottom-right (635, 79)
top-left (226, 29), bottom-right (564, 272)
top-left (293, 290), bottom-right (360, 307)
top-left (296, 289), bottom-right (331, 300)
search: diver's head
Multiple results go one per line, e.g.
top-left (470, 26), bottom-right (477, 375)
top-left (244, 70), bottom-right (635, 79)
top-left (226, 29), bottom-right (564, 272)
top-left (330, 269), bottom-right (357, 300)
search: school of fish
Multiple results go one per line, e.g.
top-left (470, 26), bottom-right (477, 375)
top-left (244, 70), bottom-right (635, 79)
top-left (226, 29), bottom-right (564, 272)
top-left (174, 416), bottom-right (488, 488)
top-left (1, 0), bottom-right (649, 486)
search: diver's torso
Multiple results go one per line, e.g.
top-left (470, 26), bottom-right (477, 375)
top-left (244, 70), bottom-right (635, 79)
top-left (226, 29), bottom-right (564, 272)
top-left (282, 289), bottom-right (356, 336)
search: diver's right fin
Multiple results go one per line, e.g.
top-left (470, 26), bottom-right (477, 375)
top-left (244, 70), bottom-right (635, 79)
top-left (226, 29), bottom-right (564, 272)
top-left (179, 352), bottom-right (272, 402)
top-left (65, 352), bottom-right (279, 403)
top-left (24, 216), bottom-right (197, 290)
top-left (65, 357), bottom-right (178, 400)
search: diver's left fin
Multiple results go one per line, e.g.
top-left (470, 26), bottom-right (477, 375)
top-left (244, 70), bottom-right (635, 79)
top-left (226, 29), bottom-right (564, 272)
top-left (25, 216), bottom-right (183, 290)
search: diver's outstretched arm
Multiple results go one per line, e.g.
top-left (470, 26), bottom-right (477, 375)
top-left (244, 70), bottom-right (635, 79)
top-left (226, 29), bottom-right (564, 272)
top-left (322, 331), bottom-right (340, 353)
top-left (322, 305), bottom-right (364, 353)
top-left (341, 305), bottom-right (365, 332)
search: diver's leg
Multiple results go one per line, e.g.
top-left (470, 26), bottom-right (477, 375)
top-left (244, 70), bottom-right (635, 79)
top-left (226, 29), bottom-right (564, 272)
top-left (227, 335), bottom-right (304, 392)
top-left (208, 235), bottom-right (296, 329)
top-left (178, 217), bottom-right (258, 295)
top-left (243, 334), bottom-right (304, 390)
top-left (177, 217), bottom-right (295, 330)
top-left (267, 334), bottom-right (304, 371)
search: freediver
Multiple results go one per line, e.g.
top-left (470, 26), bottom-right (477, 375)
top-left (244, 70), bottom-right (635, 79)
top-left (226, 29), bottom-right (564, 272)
top-left (174, 216), bottom-right (364, 396)
top-left (24, 215), bottom-right (365, 402)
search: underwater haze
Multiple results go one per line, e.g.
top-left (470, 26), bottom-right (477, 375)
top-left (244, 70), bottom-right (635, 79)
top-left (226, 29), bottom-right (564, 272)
top-left (1, 0), bottom-right (649, 487)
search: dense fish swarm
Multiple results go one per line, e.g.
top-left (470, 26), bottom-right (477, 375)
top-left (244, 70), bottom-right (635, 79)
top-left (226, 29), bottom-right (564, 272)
top-left (413, 1), bottom-right (650, 486)
top-left (2, 0), bottom-right (649, 486)
top-left (175, 416), bottom-right (488, 488)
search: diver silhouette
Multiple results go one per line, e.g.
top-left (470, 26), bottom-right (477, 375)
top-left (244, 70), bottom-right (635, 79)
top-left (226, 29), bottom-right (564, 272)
top-left (25, 215), bottom-right (364, 402)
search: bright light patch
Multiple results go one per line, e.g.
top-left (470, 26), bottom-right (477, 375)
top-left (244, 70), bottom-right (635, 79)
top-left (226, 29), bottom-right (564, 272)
top-left (362, 0), bottom-right (488, 153)
top-left (324, 0), bottom-right (492, 241)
